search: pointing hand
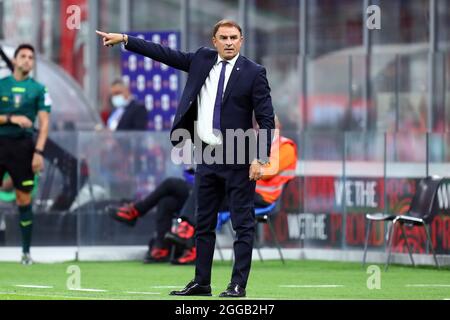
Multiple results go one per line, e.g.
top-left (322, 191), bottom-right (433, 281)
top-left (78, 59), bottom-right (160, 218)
top-left (95, 30), bottom-right (126, 47)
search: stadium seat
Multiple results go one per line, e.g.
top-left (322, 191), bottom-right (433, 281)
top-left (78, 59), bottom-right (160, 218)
top-left (362, 214), bottom-right (397, 268)
top-left (362, 176), bottom-right (443, 270)
top-left (216, 200), bottom-right (285, 264)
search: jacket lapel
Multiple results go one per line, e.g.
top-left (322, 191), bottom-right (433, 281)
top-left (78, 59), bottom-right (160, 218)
top-left (222, 55), bottom-right (243, 105)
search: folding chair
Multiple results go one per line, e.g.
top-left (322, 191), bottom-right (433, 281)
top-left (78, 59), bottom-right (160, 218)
top-left (215, 200), bottom-right (285, 264)
top-left (254, 201), bottom-right (285, 264)
top-left (362, 176), bottom-right (443, 270)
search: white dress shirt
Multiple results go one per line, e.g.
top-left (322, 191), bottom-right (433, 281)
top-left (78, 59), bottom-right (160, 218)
top-left (196, 53), bottom-right (239, 145)
top-left (107, 107), bottom-right (125, 131)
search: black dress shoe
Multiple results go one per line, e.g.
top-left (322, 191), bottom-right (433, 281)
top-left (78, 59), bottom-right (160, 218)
top-left (169, 280), bottom-right (212, 296)
top-left (219, 283), bottom-right (246, 298)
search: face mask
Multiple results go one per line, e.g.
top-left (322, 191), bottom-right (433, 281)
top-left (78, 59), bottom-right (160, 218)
top-left (111, 94), bottom-right (128, 108)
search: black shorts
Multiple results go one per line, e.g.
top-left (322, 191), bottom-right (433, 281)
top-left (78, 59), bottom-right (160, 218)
top-left (0, 135), bottom-right (35, 193)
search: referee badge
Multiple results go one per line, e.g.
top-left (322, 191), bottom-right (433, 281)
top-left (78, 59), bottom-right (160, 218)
top-left (14, 94), bottom-right (22, 108)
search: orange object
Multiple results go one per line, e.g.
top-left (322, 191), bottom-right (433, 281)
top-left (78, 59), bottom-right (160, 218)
top-left (256, 135), bottom-right (297, 204)
top-left (176, 221), bottom-right (195, 239)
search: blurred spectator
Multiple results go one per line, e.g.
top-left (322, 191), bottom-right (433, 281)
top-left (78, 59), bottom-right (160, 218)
top-left (108, 167), bottom-right (196, 264)
top-left (107, 79), bottom-right (148, 131)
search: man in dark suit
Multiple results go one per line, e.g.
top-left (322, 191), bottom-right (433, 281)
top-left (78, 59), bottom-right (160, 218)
top-left (107, 79), bottom-right (148, 131)
top-left (97, 19), bottom-right (275, 298)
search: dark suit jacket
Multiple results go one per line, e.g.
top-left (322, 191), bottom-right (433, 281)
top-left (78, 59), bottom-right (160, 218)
top-left (116, 99), bottom-right (148, 131)
top-left (125, 36), bottom-right (275, 164)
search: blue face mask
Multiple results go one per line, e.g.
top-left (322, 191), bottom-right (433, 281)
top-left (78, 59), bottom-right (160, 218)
top-left (111, 94), bottom-right (128, 108)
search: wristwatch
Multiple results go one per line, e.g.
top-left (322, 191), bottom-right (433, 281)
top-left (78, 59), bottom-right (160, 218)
top-left (6, 114), bottom-right (12, 124)
top-left (257, 159), bottom-right (270, 167)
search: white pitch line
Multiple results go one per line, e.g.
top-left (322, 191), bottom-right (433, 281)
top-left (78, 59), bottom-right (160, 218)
top-left (243, 297), bottom-right (286, 300)
top-left (0, 292), bottom-right (113, 300)
top-left (406, 284), bottom-right (450, 288)
top-left (279, 285), bottom-right (344, 288)
top-left (68, 288), bottom-right (107, 292)
top-left (125, 291), bottom-right (161, 295)
top-left (15, 285), bottom-right (53, 289)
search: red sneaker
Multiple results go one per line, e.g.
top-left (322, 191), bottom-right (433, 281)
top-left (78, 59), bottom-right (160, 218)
top-left (176, 221), bottom-right (195, 239)
top-left (172, 247), bottom-right (196, 265)
top-left (109, 204), bottom-right (139, 226)
top-left (144, 247), bottom-right (170, 264)
top-left (164, 221), bottom-right (195, 247)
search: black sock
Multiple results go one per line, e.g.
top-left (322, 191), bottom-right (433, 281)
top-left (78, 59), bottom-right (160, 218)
top-left (18, 205), bottom-right (33, 254)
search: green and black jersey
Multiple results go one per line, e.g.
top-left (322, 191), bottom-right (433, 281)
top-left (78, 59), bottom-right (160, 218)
top-left (0, 75), bottom-right (52, 137)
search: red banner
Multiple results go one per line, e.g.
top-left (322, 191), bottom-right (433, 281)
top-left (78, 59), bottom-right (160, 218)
top-left (59, 0), bottom-right (87, 85)
top-left (265, 176), bottom-right (450, 254)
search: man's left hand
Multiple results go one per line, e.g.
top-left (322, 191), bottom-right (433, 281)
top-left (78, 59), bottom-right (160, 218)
top-left (249, 160), bottom-right (263, 181)
top-left (32, 153), bottom-right (44, 173)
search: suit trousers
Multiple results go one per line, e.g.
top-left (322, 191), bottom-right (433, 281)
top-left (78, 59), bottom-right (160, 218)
top-left (194, 163), bottom-right (256, 288)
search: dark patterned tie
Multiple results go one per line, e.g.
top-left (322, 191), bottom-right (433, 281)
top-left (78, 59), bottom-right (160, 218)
top-left (212, 60), bottom-right (228, 131)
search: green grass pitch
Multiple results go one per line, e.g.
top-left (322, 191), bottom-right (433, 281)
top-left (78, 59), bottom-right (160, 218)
top-left (0, 260), bottom-right (449, 300)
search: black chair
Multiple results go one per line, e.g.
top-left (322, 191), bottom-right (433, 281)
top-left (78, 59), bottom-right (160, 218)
top-left (362, 214), bottom-right (396, 268)
top-left (216, 199), bottom-right (285, 264)
top-left (254, 200), bottom-right (285, 264)
top-left (362, 176), bottom-right (443, 270)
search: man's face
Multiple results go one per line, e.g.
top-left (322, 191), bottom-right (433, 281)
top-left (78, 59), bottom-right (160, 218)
top-left (13, 49), bottom-right (34, 75)
top-left (212, 26), bottom-right (243, 60)
top-left (110, 83), bottom-right (130, 108)
top-left (110, 84), bottom-right (125, 97)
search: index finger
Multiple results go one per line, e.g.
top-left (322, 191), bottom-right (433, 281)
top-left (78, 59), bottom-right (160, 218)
top-left (95, 30), bottom-right (108, 37)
